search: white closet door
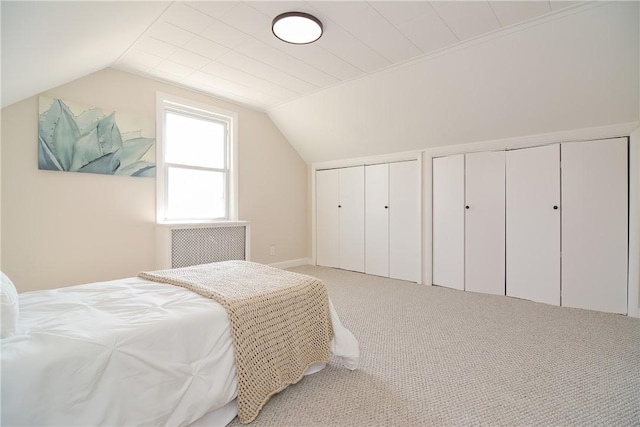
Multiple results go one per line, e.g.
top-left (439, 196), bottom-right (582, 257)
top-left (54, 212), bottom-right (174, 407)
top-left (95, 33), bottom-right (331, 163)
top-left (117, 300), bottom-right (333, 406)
top-left (365, 164), bottom-right (389, 277)
top-left (316, 169), bottom-right (340, 268)
top-left (506, 145), bottom-right (560, 305)
top-left (433, 155), bottom-right (465, 290)
top-left (389, 161), bottom-right (419, 282)
top-left (465, 151), bottom-right (505, 295)
top-left (561, 138), bottom-right (628, 314)
top-left (339, 166), bottom-right (365, 272)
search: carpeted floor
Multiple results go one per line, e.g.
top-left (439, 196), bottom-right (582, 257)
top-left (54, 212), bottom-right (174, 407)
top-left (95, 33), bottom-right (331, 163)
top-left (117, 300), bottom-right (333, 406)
top-left (229, 266), bottom-right (640, 426)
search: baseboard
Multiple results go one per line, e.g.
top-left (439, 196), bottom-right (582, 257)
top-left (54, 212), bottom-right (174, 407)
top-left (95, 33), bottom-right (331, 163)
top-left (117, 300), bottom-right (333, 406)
top-left (269, 258), bottom-right (312, 270)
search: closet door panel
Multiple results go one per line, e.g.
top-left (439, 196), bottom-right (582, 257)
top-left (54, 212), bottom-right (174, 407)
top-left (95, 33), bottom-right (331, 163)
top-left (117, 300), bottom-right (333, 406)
top-left (389, 161), bottom-right (419, 282)
top-left (465, 151), bottom-right (505, 295)
top-left (365, 164), bottom-right (389, 277)
top-left (432, 155), bottom-right (465, 290)
top-left (506, 145), bottom-right (560, 305)
top-left (561, 138), bottom-right (628, 314)
top-left (316, 169), bottom-right (340, 268)
top-left (339, 166), bottom-right (365, 272)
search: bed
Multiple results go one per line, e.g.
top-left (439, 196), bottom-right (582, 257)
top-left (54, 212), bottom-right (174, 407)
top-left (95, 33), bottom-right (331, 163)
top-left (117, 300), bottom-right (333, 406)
top-left (1, 262), bottom-right (359, 426)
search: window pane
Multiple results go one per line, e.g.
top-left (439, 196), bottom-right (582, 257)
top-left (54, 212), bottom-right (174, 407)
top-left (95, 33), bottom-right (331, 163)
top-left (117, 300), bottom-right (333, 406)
top-left (166, 167), bottom-right (226, 220)
top-left (165, 112), bottom-right (225, 169)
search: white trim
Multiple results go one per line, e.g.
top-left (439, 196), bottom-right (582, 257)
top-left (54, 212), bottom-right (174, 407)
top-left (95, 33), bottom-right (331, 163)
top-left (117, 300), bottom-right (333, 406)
top-left (156, 96), bottom-right (166, 224)
top-left (628, 128), bottom-right (640, 318)
top-left (424, 123), bottom-right (639, 316)
top-left (155, 92), bottom-right (239, 223)
top-left (427, 122), bottom-right (639, 158)
top-left (269, 258), bottom-right (312, 270)
top-left (415, 155), bottom-right (423, 285)
top-left (311, 166), bottom-right (317, 266)
top-left (312, 150), bottom-right (422, 172)
top-left (156, 220), bottom-right (250, 229)
top-left (422, 150), bottom-right (433, 287)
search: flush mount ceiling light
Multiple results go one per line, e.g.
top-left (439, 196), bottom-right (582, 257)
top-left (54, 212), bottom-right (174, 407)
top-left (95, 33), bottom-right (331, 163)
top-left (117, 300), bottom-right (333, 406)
top-left (272, 12), bottom-right (323, 44)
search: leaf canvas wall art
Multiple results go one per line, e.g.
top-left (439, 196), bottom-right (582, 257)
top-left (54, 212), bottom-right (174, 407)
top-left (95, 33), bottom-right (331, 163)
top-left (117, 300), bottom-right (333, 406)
top-left (38, 97), bottom-right (156, 177)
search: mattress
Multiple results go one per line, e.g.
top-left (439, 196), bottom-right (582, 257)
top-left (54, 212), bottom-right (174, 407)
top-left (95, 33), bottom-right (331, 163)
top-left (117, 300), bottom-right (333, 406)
top-left (1, 275), bottom-right (359, 426)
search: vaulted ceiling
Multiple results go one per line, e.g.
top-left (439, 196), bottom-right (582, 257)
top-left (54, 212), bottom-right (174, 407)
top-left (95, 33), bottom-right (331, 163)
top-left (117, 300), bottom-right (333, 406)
top-left (3, 1), bottom-right (583, 111)
top-left (114, 1), bottom-right (584, 109)
top-left (2, 1), bottom-right (638, 164)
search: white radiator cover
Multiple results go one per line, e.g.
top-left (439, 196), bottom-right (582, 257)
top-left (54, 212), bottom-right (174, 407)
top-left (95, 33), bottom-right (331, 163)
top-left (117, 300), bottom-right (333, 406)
top-left (157, 222), bottom-right (250, 269)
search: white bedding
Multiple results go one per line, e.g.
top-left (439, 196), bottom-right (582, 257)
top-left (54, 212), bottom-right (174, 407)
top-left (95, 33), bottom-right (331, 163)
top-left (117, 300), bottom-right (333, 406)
top-left (1, 276), bottom-right (359, 426)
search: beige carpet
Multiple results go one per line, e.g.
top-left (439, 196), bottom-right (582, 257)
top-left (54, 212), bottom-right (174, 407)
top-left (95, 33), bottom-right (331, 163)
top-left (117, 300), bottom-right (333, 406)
top-left (228, 266), bottom-right (640, 426)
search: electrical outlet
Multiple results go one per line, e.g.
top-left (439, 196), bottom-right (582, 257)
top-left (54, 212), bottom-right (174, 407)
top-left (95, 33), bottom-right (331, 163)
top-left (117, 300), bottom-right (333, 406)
top-left (269, 245), bottom-right (276, 256)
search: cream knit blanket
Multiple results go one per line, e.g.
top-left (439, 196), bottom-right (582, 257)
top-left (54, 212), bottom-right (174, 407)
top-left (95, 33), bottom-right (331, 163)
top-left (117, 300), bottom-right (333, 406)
top-left (139, 261), bottom-right (333, 424)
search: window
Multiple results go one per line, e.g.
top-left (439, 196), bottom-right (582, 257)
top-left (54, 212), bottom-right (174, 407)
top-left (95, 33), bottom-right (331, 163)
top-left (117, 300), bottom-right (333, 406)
top-left (157, 93), bottom-right (238, 223)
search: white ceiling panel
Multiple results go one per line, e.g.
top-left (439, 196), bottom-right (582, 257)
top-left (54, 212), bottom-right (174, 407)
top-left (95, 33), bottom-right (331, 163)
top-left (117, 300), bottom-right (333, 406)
top-left (311, 1), bottom-right (422, 63)
top-left (188, 71), bottom-right (279, 107)
top-left (182, 36), bottom-right (229, 61)
top-left (550, 1), bottom-right (585, 12)
top-left (246, 1), bottom-right (310, 20)
top-left (154, 60), bottom-right (195, 79)
top-left (5, 0), bottom-right (597, 111)
top-left (216, 51), bottom-right (318, 94)
top-left (147, 67), bottom-right (188, 84)
top-left (0, 0), bottom-right (171, 108)
top-left (163, 3), bottom-right (213, 34)
top-left (268, 41), bottom-right (362, 81)
top-left (314, 17), bottom-right (391, 72)
top-left (168, 49), bottom-right (211, 70)
top-left (187, 1), bottom-right (239, 19)
top-left (431, 1), bottom-right (502, 40)
top-left (117, 50), bottom-right (164, 72)
top-left (147, 21), bottom-right (195, 47)
top-left (301, 46), bottom-right (363, 81)
top-left (135, 36), bottom-right (178, 59)
top-left (199, 20), bottom-right (250, 49)
top-left (369, 1), bottom-right (436, 27)
top-left (394, 6), bottom-right (459, 54)
top-left (201, 61), bottom-right (296, 100)
top-left (234, 40), bottom-right (339, 88)
top-left (490, 1), bottom-right (551, 27)
top-left (218, 2), bottom-right (273, 38)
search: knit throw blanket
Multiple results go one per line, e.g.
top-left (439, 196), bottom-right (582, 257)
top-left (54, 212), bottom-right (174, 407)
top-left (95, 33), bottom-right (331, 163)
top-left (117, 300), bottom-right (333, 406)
top-left (139, 261), bottom-right (333, 424)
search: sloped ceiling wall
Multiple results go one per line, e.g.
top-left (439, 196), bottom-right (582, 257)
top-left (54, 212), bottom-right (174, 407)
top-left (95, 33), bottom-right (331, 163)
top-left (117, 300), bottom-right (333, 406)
top-left (267, 2), bottom-right (639, 164)
top-left (0, 1), bottom-right (170, 108)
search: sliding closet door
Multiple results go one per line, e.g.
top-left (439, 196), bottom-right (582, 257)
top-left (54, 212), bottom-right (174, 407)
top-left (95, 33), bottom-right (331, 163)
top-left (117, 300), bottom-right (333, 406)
top-left (561, 138), bottom-right (628, 314)
top-left (389, 161), bottom-right (419, 282)
top-left (506, 145), bottom-right (560, 305)
top-left (316, 169), bottom-right (340, 268)
top-left (365, 164), bottom-right (389, 277)
top-left (339, 166), bottom-right (365, 272)
top-left (433, 155), bottom-right (465, 290)
top-left (465, 151), bottom-right (505, 295)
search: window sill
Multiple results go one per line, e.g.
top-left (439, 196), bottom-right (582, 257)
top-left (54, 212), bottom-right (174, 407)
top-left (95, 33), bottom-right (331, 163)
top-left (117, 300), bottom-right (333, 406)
top-left (156, 220), bottom-right (250, 228)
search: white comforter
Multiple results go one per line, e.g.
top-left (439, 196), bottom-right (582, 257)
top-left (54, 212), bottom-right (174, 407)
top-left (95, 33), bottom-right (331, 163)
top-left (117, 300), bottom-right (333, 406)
top-left (1, 276), bottom-right (359, 426)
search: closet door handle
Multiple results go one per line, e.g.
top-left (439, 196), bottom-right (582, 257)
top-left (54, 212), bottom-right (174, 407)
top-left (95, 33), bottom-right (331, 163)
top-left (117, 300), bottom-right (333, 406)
top-left (553, 205), bottom-right (558, 210)
top-left (384, 206), bottom-right (388, 209)
top-left (465, 206), bottom-right (470, 209)
top-left (338, 205), bottom-right (342, 208)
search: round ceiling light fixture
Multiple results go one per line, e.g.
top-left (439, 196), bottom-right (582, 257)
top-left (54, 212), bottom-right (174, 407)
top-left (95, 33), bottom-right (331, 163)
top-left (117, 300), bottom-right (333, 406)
top-left (272, 12), bottom-right (323, 44)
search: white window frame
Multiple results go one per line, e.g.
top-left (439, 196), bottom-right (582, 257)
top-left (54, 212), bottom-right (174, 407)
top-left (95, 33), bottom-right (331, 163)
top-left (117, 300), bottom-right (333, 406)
top-left (156, 92), bottom-right (238, 224)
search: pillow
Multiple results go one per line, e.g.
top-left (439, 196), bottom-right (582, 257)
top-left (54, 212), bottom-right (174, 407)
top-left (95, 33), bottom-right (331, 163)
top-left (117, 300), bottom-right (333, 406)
top-left (1, 271), bottom-right (20, 338)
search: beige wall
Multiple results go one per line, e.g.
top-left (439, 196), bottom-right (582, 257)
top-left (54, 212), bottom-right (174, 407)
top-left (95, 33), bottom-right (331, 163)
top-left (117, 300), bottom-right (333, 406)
top-left (1, 68), bottom-right (308, 292)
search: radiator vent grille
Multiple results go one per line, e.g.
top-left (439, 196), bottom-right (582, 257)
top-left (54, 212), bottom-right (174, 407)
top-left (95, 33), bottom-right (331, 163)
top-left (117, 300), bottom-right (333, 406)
top-left (171, 226), bottom-right (246, 268)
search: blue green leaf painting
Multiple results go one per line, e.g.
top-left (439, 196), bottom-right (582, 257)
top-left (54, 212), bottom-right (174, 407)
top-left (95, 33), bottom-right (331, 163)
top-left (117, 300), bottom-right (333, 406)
top-left (38, 97), bottom-right (155, 177)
